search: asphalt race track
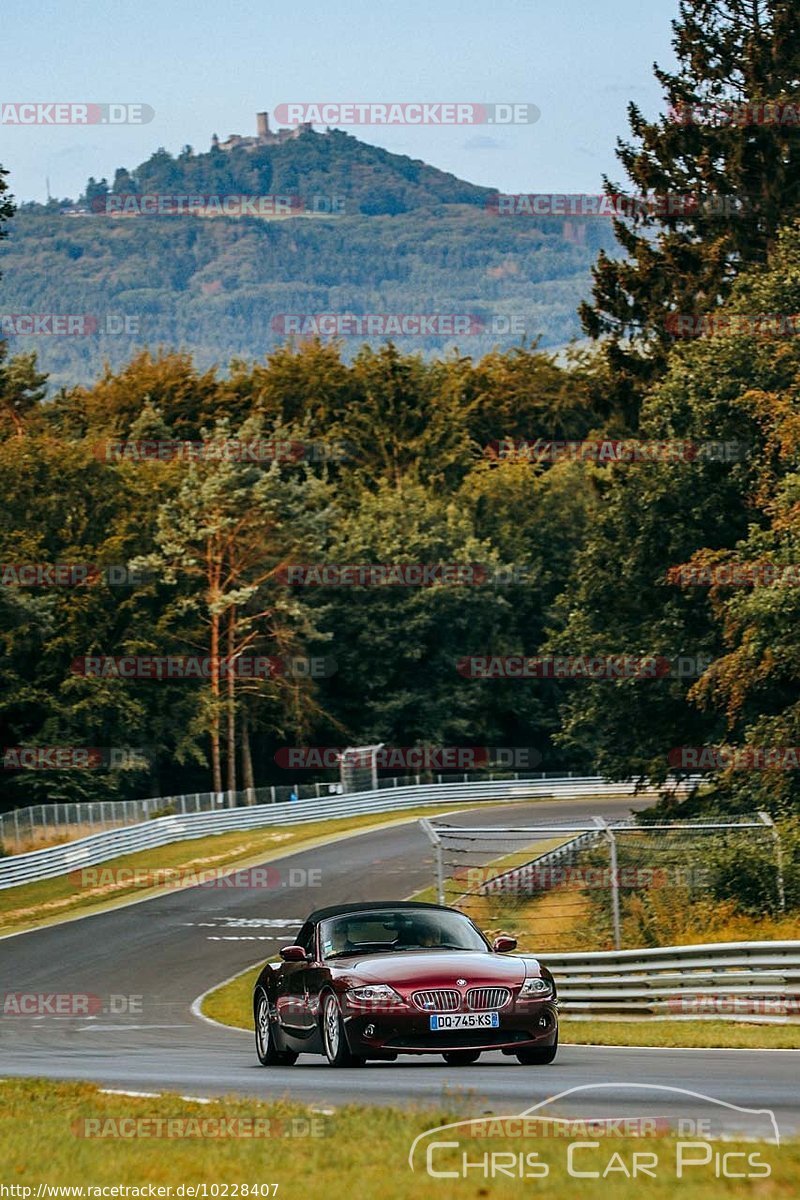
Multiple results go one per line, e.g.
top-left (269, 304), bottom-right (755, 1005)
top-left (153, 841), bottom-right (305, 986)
top-left (1, 797), bottom-right (797, 1138)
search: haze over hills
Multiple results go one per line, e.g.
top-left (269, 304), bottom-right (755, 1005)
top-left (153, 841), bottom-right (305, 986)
top-left (1, 122), bottom-right (619, 389)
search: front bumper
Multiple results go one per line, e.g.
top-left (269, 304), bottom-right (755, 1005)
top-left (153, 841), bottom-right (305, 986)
top-left (343, 1002), bottom-right (558, 1056)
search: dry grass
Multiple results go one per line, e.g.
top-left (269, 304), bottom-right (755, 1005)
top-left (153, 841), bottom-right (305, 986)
top-left (1, 819), bottom-right (137, 855)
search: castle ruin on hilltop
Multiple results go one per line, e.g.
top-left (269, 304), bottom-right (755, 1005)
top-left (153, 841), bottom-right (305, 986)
top-left (211, 112), bottom-right (313, 152)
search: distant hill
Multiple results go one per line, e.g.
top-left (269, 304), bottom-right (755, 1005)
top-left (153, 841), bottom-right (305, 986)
top-left (1, 128), bottom-right (619, 389)
top-left (115, 127), bottom-right (498, 214)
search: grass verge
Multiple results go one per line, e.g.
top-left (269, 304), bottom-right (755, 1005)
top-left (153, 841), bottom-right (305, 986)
top-left (200, 965), bottom-right (800, 1049)
top-left (0, 802), bottom-right (515, 938)
top-left (1, 1078), bottom-right (796, 1198)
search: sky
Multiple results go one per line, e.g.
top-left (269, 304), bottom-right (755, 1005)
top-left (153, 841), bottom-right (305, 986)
top-left (0, 0), bottom-right (680, 204)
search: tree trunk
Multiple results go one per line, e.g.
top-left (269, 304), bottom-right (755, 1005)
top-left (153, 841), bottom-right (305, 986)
top-left (241, 707), bottom-right (255, 804)
top-left (209, 606), bottom-right (222, 795)
top-left (226, 606), bottom-right (237, 803)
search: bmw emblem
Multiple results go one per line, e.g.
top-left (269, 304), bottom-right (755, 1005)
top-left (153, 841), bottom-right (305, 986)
top-left (456, 978), bottom-right (467, 986)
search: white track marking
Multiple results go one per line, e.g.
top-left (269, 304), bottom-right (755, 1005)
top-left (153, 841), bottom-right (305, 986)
top-left (207, 934), bottom-right (295, 941)
top-left (99, 1088), bottom-right (162, 1098)
top-left (79, 1024), bottom-right (190, 1031)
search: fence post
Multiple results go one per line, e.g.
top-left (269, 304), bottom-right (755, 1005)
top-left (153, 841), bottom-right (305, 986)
top-left (595, 816), bottom-right (621, 950)
top-left (418, 819), bottom-right (445, 905)
top-left (759, 811), bottom-right (786, 913)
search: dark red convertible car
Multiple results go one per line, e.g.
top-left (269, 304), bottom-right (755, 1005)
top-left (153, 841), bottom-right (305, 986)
top-left (253, 900), bottom-right (558, 1067)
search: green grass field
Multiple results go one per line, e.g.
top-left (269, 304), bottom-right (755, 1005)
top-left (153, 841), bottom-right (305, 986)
top-left (1, 1078), bottom-right (795, 1199)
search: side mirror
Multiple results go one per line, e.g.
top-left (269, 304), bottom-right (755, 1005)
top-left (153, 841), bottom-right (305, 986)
top-left (280, 945), bottom-right (308, 962)
top-left (492, 935), bottom-right (517, 953)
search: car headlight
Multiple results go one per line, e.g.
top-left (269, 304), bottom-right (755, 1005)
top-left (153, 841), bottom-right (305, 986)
top-left (347, 984), bottom-right (405, 1005)
top-left (519, 977), bottom-right (554, 999)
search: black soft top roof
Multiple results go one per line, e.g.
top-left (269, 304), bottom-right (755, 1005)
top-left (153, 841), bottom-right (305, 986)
top-left (305, 900), bottom-right (454, 924)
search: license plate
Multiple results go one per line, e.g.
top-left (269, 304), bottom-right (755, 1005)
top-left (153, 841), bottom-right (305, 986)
top-left (429, 1012), bottom-right (500, 1030)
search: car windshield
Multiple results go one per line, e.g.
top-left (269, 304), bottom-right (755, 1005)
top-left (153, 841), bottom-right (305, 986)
top-left (319, 909), bottom-right (489, 958)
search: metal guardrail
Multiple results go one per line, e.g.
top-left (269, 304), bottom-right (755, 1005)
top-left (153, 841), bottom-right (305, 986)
top-left (545, 941), bottom-right (800, 1023)
top-left (0, 770), bottom-right (604, 851)
top-left (478, 827), bottom-right (606, 895)
top-left (0, 775), bottom-right (644, 890)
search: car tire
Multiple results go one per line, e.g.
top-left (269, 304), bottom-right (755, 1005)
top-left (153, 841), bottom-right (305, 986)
top-left (321, 992), bottom-right (363, 1067)
top-left (442, 1050), bottom-right (481, 1065)
top-left (254, 989), bottom-right (298, 1066)
top-left (516, 1034), bottom-right (558, 1065)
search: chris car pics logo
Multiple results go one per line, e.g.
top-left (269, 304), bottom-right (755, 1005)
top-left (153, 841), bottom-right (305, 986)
top-left (408, 1084), bottom-right (779, 1180)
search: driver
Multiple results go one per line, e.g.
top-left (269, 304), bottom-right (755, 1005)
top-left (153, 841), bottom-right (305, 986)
top-left (394, 918), bottom-right (439, 948)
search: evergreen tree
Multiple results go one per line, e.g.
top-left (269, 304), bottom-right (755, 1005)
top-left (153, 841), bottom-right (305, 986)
top-left (580, 0), bottom-right (800, 423)
top-left (0, 162), bottom-right (14, 249)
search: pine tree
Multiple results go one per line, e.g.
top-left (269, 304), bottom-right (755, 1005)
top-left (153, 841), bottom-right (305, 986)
top-left (580, 0), bottom-right (800, 424)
